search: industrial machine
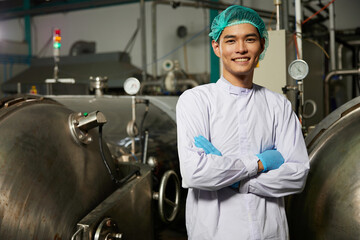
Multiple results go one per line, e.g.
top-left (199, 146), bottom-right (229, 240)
top-left (0, 91), bottom-right (182, 240)
top-left (286, 96), bottom-right (360, 239)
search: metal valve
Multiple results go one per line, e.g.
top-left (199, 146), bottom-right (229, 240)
top-left (69, 111), bottom-right (107, 144)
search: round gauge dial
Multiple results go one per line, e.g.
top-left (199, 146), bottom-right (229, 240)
top-left (124, 77), bottom-right (141, 95)
top-left (288, 59), bottom-right (309, 80)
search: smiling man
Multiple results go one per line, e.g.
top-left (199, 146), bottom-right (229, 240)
top-left (176, 5), bottom-right (310, 240)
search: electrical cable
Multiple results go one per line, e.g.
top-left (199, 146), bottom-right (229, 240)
top-left (38, 35), bottom-right (53, 57)
top-left (293, 33), bottom-right (300, 59)
top-left (267, 7), bottom-right (276, 31)
top-left (123, 19), bottom-right (140, 54)
top-left (99, 125), bottom-right (140, 186)
top-left (304, 38), bottom-right (330, 58)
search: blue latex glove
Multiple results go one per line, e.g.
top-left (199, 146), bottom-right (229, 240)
top-left (194, 136), bottom-right (241, 188)
top-left (230, 181), bottom-right (240, 189)
top-left (194, 135), bottom-right (222, 156)
top-left (257, 149), bottom-right (285, 172)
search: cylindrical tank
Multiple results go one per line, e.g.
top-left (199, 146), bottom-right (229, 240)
top-left (287, 96), bottom-right (360, 239)
top-left (0, 95), bottom-right (118, 239)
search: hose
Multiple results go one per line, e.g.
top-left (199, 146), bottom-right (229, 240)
top-left (98, 125), bottom-right (140, 186)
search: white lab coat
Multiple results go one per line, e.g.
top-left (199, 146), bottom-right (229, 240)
top-left (176, 76), bottom-right (310, 240)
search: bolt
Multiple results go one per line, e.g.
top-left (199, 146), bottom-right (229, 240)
top-left (106, 219), bottom-right (112, 227)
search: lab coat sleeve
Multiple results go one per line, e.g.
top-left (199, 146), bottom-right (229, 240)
top-left (176, 90), bottom-right (259, 191)
top-left (240, 98), bottom-right (310, 198)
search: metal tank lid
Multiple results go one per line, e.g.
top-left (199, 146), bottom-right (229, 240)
top-left (305, 96), bottom-right (360, 149)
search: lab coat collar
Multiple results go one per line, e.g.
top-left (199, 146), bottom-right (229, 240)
top-left (217, 76), bottom-right (253, 95)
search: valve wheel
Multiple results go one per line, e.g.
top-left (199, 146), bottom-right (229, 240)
top-left (157, 170), bottom-right (181, 223)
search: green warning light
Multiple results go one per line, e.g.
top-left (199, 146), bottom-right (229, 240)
top-left (84, 112), bottom-right (88, 117)
top-left (53, 42), bottom-right (61, 49)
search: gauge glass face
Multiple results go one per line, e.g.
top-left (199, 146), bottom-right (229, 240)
top-left (124, 77), bottom-right (140, 95)
top-left (288, 59), bottom-right (309, 80)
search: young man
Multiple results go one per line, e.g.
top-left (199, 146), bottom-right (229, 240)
top-left (176, 5), bottom-right (310, 240)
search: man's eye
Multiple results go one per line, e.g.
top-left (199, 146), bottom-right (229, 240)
top-left (225, 39), bottom-right (235, 43)
top-left (246, 38), bottom-right (256, 42)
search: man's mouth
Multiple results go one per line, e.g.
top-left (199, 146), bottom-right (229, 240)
top-left (233, 57), bottom-right (250, 62)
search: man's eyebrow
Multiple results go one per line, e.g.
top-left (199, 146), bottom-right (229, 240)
top-left (223, 35), bottom-right (236, 39)
top-left (223, 33), bottom-right (260, 39)
top-left (245, 33), bottom-right (260, 38)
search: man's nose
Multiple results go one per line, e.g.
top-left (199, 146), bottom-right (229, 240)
top-left (236, 41), bottom-right (248, 53)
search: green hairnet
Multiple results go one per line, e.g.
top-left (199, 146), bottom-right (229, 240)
top-left (209, 5), bottom-right (269, 60)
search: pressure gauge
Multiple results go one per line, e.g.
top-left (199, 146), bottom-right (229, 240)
top-left (288, 59), bottom-right (309, 80)
top-left (124, 77), bottom-right (141, 95)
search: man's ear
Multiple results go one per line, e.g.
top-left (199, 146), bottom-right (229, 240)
top-left (260, 38), bottom-right (265, 54)
top-left (211, 40), bottom-right (221, 58)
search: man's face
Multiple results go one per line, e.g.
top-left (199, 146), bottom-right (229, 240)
top-left (212, 23), bottom-right (265, 82)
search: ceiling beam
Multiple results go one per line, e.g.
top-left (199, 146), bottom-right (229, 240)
top-left (0, 0), bottom-right (138, 20)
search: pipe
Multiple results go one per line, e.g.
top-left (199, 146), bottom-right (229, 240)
top-left (177, 79), bottom-right (199, 88)
top-left (282, 0), bottom-right (289, 31)
top-left (295, 0), bottom-right (303, 59)
top-left (140, 80), bottom-right (163, 95)
top-left (337, 44), bottom-right (343, 71)
top-left (186, 0), bottom-right (283, 19)
top-left (152, 2), bottom-right (158, 81)
top-left (142, 130), bottom-right (149, 164)
top-left (131, 96), bottom-right (136, 155)
top-left (329, 2), bottom-right (336, 71)
top-left (324, 68), bottom-right (360, 116)
top-left (274, 0), bottom-right (281, 31)
top-left (140, 78), bottom-right (199, 94)
top-left (140, 0), bottom-right (147, 82)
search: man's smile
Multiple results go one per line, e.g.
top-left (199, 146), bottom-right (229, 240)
top-left (233, 57), bottom-right (250, 62)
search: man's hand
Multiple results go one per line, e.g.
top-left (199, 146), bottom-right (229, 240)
top-left (194, 135), bottom-right (222, 156)
top-left (257, 149), bottom-right (284, 173)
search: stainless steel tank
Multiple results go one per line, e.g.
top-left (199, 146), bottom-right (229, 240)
top-left (286, 96), bottom-right (360, 239)
top-left (0, 95), bottom-right (119, 239)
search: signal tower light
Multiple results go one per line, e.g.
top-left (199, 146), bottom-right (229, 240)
top-left (53, 28), bottom-right (61, 49)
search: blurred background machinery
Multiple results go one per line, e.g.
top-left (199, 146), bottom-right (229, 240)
top-left (0, 0), bottom-right (359, 239)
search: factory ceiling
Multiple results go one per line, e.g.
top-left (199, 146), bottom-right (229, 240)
top-left (0, 0), bottom-right (139, 20)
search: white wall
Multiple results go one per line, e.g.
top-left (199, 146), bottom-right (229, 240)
top-left (0, 0), bottom-right (359, 77)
